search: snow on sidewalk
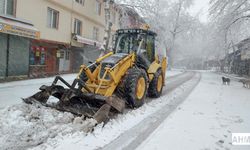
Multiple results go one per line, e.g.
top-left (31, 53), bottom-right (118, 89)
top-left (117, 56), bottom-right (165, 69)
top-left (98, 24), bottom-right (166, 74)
top-left (0, 74), bottom-right (77, 108)
top-left (137, 72), bottom-right (250, 150)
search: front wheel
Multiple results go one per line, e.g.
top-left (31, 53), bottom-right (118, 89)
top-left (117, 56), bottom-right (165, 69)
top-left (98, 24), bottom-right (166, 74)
top-left (122, 68), bottom-right (148, 108)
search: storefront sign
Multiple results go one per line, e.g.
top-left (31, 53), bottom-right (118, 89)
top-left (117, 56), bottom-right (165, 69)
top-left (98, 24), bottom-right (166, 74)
top-left (0, 22), bottom-right (40, 39)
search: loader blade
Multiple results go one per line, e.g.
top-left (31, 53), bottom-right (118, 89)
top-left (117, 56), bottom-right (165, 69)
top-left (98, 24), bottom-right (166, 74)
top-left (93, 104), bottom-right (111, 124)
top-left (23, 91), bottom-right (50, 104)
top-left (106, 96), bottom-right (125, 113)
top-left (22, 77), bottom-right (126, 125)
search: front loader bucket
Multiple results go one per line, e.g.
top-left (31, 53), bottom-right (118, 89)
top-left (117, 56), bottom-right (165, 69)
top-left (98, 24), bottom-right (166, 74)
top-left (23, 76), bottom-right (125, 124)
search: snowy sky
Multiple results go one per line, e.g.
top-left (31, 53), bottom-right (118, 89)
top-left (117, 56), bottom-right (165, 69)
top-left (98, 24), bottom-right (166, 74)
top-left (188, 0), bottom-right (210, 23)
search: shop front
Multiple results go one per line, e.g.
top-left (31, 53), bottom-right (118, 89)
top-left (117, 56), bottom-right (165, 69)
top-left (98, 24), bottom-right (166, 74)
top-left (29, 40), bottom-right (71, 77)
top-left (0, 15), bottom-right (40, 79)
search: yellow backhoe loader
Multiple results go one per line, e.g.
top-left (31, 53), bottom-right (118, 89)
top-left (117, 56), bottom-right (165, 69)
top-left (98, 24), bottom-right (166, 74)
top-left (23, 28), bottom-right (167, 124)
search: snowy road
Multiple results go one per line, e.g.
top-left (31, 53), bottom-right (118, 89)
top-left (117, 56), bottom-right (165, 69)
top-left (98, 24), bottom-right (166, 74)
top-left (1, 71), bottom-right (248, 150)
top-left (102, 72), bottom-right (200, 150)
top-left (33, 72), bottom-right (198, 150)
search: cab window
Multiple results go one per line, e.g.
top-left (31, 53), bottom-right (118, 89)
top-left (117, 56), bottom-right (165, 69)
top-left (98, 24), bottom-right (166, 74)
top-left (146, 35), bottom-right (155, 62)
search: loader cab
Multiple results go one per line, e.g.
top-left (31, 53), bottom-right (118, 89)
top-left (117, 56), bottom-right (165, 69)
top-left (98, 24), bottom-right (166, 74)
top-left (114, 29), bottom-right (156, 63)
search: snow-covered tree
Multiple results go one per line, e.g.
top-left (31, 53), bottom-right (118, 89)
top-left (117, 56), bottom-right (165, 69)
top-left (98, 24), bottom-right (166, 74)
top-left (209, 0), bottom-right (250, 52)
top-left (208, 0), bottom-right (250, 72)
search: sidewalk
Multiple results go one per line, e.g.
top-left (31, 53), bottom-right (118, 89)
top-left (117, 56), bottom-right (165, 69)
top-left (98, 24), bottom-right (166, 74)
top-left (0, 74), bottom-right (77, 108)
top-left (137, 72), bottom-right (250, 150)
top-left (0, 72), bottom-right (77, 83)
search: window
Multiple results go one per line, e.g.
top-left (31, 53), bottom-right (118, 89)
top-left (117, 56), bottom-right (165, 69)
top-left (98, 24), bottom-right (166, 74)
top-left (30, 47), bottom-right (46, 65)
top-left (95, 0), bottom-right (101, 15)
top-left (146, 35), bottom-right (155, 62)
top-left (47, 8), bottom-right (59, 29)
top-left (60, 51), bottom-right (65, 59)
top-left (65, 51), bottom-right (70, 60)
top-left (74, 19), bottom-right (82, 35)
top-left (75, 0), bottom-right (85, 5)
top-left (115, 34), bottom-right (140, 54)
top-left (59, 50), bottom-right (70, 60)
top-left (93, 27), bottom-right (99, 41)
top-left (0, 0), bottom-right (15, 16)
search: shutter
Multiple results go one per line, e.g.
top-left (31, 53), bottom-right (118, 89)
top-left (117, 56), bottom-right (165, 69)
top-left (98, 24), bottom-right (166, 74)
top-left (8, 35), bottom-right (29, 76)
top-left (0, 33), bottom-right (7, 78)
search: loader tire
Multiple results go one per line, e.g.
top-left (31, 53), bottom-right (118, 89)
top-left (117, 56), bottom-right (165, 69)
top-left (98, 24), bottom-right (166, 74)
top-left (148, 69), bottom-right (163, 98)
top-left (122, 68), bottom-right (148, 108)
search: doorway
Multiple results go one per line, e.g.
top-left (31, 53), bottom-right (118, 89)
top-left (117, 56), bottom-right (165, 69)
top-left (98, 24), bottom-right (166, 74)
top-left (59, 49), bottom-right (70, 72)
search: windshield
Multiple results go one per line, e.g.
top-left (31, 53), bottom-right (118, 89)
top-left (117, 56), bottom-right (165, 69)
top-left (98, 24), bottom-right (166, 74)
top-left (115, 34), bottom-right (141, 54)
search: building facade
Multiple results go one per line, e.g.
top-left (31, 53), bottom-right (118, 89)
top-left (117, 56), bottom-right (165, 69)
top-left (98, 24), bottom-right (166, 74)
top-left (15, 0), bottom-right (121, 77)
top-left (1, 0), bottom-right (147, 79)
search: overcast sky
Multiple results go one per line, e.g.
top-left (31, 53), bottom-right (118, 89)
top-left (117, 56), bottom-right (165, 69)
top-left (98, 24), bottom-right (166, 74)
top-left (188, 0), bottom-right (210, 23)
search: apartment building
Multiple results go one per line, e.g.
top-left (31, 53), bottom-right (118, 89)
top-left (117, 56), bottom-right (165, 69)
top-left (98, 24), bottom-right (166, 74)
top-left (0, 0), bottom-right (121, 78)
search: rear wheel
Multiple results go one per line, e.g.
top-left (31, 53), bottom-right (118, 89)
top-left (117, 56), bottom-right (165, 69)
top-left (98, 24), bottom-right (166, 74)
top-left (118, 68), bottom-right (148, 108)
top-left (148, 69), bottom-right (163, 98)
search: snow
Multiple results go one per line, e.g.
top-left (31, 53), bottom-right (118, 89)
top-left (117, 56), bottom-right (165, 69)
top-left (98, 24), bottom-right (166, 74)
top-left (0, 71), bottom-right (189, 150)
top-left (137, 72), bottom-right (250, 150)
top-left (0, 74), bottom-right (77, 108)
top-left (1, 71), bottom-right (248, 150)
top-left (31, 77), bottom-right (190, 150)
top-left (166, 69), bottom-right (184, 78)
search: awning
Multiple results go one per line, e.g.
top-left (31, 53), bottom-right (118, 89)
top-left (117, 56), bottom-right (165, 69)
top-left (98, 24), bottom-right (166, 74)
top-left (0, 16), bottom-right (40, 39)
top-left (74, 35), bottom-right (102, 48)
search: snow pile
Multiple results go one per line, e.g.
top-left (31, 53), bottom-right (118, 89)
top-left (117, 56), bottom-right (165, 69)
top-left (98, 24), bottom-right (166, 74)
top-left (0, 103), bottom-right (96, 150)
